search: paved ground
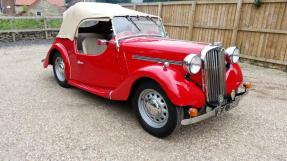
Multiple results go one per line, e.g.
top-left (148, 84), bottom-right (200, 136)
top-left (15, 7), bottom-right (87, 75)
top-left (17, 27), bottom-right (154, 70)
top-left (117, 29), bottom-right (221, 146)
top-left (0, 40), bottom-right (286, 161)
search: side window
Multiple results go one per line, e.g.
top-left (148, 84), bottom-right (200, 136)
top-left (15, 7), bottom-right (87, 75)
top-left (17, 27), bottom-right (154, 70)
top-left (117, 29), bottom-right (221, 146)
top-left (76, 19), bottom-right (113, 55)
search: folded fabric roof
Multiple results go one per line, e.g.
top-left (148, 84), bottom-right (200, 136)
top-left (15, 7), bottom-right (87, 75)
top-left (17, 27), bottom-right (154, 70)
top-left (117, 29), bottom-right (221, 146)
top-left (57, 2), bottom-right (158, 40)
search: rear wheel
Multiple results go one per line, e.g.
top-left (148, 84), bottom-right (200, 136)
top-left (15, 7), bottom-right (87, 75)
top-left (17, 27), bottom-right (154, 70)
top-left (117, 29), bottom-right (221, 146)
top-left (52, 53), bottom-right (69, 88)
top-left (132, 81), bottom-right (183, 138)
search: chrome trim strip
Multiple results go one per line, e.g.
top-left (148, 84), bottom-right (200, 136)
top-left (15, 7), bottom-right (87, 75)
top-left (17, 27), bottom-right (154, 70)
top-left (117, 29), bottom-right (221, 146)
top-left (109, 91), bottom-right (112, 100)
top-left (133, 55), bottom-right (183, 66)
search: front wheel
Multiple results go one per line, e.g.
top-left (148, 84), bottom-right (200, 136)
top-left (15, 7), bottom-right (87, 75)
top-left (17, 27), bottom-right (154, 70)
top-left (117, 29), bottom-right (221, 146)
top-left (132, 81), bottom-right (183, 138)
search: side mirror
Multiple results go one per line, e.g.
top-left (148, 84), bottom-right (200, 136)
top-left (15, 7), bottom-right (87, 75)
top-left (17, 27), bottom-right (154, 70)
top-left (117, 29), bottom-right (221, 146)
top-left (96, 39), bottom-right (108, 46)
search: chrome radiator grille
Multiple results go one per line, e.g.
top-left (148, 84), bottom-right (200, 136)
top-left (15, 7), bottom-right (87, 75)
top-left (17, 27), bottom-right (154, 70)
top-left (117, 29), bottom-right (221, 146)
top-left (203, 47), bottom-right (226, 105)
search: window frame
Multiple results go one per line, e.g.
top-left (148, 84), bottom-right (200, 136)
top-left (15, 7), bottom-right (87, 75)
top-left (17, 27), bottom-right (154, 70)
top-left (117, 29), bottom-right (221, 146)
top-left (111, 16), bottom-right (167, 48)
top-left (36, 11), bottom-right (42, 16)
top-left (75, 18), bottom-right (112, 56)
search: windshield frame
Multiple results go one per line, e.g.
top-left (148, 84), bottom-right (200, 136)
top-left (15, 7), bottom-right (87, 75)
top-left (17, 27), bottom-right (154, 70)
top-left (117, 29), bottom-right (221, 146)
top-left (111, 16), bottom-right (166, 42)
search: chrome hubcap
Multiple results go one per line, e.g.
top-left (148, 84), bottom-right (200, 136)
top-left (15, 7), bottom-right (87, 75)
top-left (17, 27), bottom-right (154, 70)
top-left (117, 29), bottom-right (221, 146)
top-left (138, 89), bottom-right (168, 128)
top-left (55, 57), bottom-right (65, 82)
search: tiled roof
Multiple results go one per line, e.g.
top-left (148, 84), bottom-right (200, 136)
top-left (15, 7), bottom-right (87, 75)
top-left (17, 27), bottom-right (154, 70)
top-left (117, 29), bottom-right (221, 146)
top-left (48, 0), bottom-right (65, 7)
top-left (15, 0), bottom-right (65, 6)
top-left (15, 0), bottom-right (37, 5)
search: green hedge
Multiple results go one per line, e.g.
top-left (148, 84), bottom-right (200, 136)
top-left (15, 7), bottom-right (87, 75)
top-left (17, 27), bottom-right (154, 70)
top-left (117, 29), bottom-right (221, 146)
top-left (0, 18), bottom-right (62, 30)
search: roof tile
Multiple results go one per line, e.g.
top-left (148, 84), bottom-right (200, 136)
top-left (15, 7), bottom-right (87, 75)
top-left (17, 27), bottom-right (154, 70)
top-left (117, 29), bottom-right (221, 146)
top-left (15, 0), bottom-right (64, 6)
top-left (15, 0), bottom-right (37, 6)
top-left (48, 0), bottom-right (65, 7)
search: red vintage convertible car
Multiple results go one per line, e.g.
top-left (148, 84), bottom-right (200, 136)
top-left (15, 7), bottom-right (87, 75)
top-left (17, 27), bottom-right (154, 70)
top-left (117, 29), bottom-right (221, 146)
top-left (43, 2), bottom-right (251, 137)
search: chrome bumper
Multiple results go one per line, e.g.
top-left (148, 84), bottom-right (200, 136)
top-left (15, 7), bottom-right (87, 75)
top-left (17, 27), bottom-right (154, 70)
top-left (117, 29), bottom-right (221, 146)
top-left (181, 90), bottom-right (248, 126)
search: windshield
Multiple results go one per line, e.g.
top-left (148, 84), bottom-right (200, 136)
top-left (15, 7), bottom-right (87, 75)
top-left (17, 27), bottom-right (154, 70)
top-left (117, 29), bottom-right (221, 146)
top-left (112, 16), bottom-right (165, 39)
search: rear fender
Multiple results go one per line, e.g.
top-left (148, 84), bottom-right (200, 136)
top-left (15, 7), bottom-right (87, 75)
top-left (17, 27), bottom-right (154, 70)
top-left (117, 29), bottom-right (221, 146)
top-left (43, 43), bottom-right (71, 80)
top-left (111, 65), bottom-right (206, 108)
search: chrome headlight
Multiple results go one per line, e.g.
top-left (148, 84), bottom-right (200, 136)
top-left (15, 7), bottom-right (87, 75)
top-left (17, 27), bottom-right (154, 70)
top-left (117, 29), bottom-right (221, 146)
top-left (183, 54), bottom-right (202, 74)
top-left (226, 47), bottom-right (240, 63)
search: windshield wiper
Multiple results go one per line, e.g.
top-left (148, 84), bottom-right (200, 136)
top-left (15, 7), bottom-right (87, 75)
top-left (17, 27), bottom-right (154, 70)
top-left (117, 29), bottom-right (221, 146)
top-left (146, 16), bottom-right (160, 27)
top-left (126, 16), bottom-right (141, 32)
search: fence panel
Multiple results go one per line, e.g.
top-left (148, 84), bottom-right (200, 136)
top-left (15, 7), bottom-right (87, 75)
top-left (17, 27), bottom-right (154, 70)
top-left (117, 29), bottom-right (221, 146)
top-left (0, 1), bottom-right (286, 68)
top-left (137, 4), bottom-right (159, 15)
top-left (122, 0), bottom-right (287, 67)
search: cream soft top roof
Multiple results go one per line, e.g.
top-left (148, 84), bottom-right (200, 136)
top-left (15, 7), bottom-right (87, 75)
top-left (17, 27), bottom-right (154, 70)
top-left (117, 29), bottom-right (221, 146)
top-left (57, 2), bottom-right (158, 40)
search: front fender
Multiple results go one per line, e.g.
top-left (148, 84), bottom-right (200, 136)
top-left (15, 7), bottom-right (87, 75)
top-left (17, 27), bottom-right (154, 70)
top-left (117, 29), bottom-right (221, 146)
top-left (43, 42), bottom-right (71, 80)
top-left (111, 65), bottom-right (206, 108)
top-left (226, 63), bottom-right (243, 94)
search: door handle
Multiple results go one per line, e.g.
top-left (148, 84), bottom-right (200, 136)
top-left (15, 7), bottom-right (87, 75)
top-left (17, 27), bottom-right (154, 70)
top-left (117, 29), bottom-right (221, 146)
top-left (77, 60), bottom-right (84, 65)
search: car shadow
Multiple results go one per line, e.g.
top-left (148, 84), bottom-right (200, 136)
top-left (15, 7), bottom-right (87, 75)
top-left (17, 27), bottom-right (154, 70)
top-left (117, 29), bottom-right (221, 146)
top-left (68, 85), bottom-right (134, 116)
top-left (167, 113), bottom-right (238, 141)
top-left (45, 74), bottom-right (238, 141)
top-left (71, 86), bottom-right (237, 140)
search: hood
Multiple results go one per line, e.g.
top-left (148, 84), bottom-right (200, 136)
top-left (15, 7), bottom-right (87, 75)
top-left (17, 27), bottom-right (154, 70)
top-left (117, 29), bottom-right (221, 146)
top-left (120, 37), bottom-right (209, 61)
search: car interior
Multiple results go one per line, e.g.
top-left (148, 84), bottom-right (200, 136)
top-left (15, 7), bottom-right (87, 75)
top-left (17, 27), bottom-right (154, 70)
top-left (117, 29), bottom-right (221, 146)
top-left (76, 19), bottom-right (113, 55)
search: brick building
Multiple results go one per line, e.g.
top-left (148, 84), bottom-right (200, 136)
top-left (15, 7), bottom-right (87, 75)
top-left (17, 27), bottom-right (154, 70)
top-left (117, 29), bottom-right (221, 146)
top-left (15, 0), bottom-right (65, 16)
top-left (0, 0), bottom-right (16, 16)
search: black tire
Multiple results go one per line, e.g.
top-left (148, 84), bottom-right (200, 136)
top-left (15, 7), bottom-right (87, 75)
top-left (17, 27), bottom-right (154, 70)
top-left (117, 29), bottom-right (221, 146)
top-left (132, 81), bottom-right (183, 138)
top-left (52, 52), bottom-right (69, 88)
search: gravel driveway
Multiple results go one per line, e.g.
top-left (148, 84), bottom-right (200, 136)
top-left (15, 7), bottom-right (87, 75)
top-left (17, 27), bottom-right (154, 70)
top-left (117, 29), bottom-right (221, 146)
top-left (0, 40), bottom-right (286, 161)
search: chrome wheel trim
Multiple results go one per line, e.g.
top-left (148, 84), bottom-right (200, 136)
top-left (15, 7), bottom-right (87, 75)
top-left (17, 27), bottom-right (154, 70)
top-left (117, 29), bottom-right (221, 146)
top-left (55, 57), bottom-right (65, 82)
top-left (138, 89), bottom-right (169, 128)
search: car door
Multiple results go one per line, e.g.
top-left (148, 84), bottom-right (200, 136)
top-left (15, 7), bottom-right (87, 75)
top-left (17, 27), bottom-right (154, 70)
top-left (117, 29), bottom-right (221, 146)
top-left (74, 39), bottom-right (123, 89)
top-left (70, 19), bottom-right (123, 89)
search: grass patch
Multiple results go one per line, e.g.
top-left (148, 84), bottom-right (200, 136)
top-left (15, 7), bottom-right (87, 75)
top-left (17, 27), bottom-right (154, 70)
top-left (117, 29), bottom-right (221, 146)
top-left (47, 19), bottom-right (62, 28)
top-left (0, 20), bottom-right (11, 30)
top-left (12, 19), bottom-right (44, 29)
top-left (0, 18), bottom-right (62, 30)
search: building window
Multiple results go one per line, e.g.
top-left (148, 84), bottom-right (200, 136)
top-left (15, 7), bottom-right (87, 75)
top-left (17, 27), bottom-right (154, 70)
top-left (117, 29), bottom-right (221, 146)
top-left (36, 11), bottom-right (42, 16)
